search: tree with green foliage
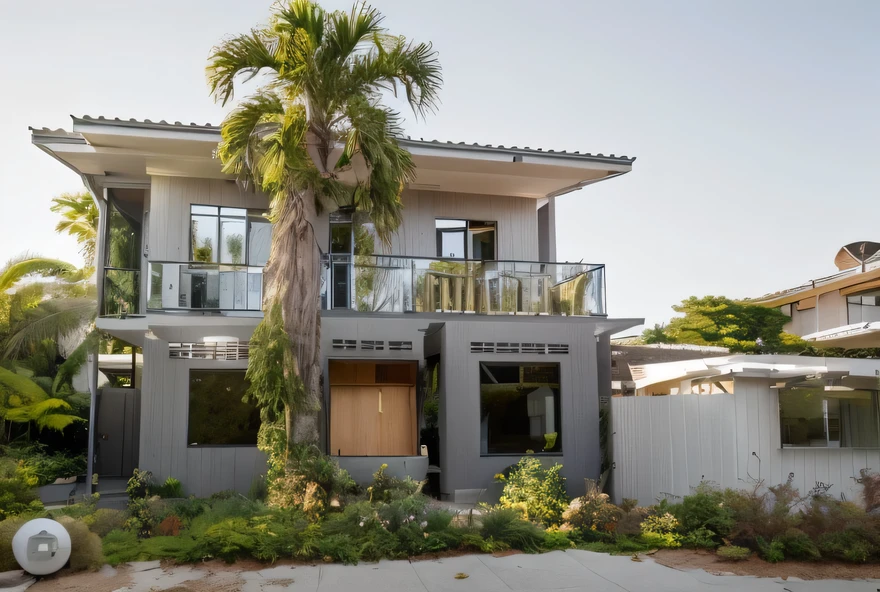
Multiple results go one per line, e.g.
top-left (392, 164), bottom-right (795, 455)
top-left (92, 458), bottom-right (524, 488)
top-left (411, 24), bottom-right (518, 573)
top-left (206, 0), bottom-right (441, 447)
top-left (50, 191), bottom-right (99, 268)
top-left (646, 295), bottom-right (801, 353)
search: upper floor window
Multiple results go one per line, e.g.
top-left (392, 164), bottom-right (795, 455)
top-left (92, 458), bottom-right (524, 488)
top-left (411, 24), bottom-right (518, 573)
top-left (435, 219), bottom-right (496, 260)
top-left (847, 294), bottom-right (880, 324)
top-left (190, 205), bottom-right (271, 266)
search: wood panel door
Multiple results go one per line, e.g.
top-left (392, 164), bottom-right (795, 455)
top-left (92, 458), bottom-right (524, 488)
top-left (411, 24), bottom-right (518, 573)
top-left (330, 386), bottom-right (416, 456)
top-left (329, 386), bottom-right (380, 456)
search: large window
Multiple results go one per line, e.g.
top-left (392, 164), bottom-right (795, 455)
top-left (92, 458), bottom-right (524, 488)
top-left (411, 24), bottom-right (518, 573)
top-left (779, 389), bottom-right (880, 448)
top-left (480, 362), bottom-right (561, 455)
top-left (435, 219), bottom-right (496, 260)
top-left (847, 294), bottom-right (880, 324)
top-left (190, 206), bottom-right (270, 265)
top-left (188, 370), bottom-right (260, 446)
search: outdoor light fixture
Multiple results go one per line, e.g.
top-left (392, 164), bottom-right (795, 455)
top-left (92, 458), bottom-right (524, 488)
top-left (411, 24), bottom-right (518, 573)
top-left (12, 518), bottom-right (71, 575)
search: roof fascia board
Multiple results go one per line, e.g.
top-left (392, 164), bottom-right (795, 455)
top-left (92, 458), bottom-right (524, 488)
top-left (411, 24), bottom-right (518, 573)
top-left (754, 266), bottom-right (880, 307)
top-left (72, 119), bottom-right (221, 143)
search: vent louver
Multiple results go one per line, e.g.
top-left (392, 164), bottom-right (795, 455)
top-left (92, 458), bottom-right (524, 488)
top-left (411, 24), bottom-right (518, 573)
top-left (332, 339), bottom-right (357, 350)
top-left (361, 340), bottom-right (385, 351)
top-left (470, 342), bottom-right (494, 353)
top-left (169, 341), bottom-right (249, 360)
top-left (496, 342), bottom-right (520, 354)
top-left (470, 342), bottom-right (569, 355)
top-left (389, 341), bottom-right (413, 351)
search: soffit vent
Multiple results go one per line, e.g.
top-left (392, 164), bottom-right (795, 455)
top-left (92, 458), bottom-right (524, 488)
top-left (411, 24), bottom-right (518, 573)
top-left (361, 340), bottom-right (385, 351)
top-left (630, 365), bottom-right (646, 380)
top-left (332, 339), bottom-right (357, 350)
top-left (169, 341), bottom-right (249, 361)
top-left (389, 340), bottom-right (413, 351)
top-left (471, 342), bottom-right (495, 353)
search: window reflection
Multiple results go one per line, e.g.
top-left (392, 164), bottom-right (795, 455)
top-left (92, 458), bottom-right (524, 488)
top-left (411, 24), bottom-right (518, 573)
top-left (780, 389), bottom-right (880, 448)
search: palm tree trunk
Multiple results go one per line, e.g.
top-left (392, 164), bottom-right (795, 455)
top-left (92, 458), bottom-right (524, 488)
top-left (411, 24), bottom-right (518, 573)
top-left (263, 188), bottom-right (322, 447)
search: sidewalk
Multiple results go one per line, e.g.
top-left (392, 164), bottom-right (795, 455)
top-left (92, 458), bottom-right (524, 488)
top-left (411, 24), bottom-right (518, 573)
top-left (15, 550), bottom-right (880, 592)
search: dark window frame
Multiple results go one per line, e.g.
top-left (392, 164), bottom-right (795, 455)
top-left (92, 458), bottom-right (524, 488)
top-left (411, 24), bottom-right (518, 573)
top-left (187, 368), bottom-right (260, 447)
top-left (435, 218), bottom-right (497, 260)
top-left (188, 205), bottom-right (270, 266)
top-left (479, 361), bottom-right (562, 457)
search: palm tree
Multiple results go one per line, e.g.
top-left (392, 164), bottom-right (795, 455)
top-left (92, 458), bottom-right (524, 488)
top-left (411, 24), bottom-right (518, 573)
top-left (50, 191), bottom-right (99, 267)
top-left (206, 0), bottom-right (441, 446)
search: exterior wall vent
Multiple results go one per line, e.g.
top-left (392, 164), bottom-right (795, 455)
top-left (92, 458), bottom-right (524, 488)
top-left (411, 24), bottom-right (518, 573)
top-left (361, 340), bottom-right (385, 351)
top-left (547, 343), bottom-right (569, 354)
top-left (389, 341), bottom-right (413, 351)
top-left (521, 343), bottom-right (546, 354)
top-left (470, 342), bottom-right (494, 353)
top-left (332, 339), bottom-right (357, 350)
top-left (169, 341), bottom-right (249, 361)
top-left (496, 342), bottom-right (520, 354)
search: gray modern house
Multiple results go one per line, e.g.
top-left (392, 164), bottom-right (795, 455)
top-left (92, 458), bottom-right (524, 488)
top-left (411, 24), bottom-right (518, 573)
top-left (32, 116), bottom-right (641, 501)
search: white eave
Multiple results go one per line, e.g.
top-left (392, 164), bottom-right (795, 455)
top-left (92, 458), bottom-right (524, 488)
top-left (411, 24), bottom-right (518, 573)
top-left (31, 115), bottom-right (635, 199)
top-left (801, 322), bottom-right (880, 348)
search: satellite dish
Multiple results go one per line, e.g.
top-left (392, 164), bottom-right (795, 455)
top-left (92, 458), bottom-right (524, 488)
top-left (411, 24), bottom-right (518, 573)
top-left (834, 241), bottom-right (880, 271)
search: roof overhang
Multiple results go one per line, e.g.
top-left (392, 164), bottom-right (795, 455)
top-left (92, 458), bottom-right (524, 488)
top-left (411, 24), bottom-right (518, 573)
top-left (32, 116), bottom-right (635, 199)
top-left (801, 322), bottom-right (880, 349)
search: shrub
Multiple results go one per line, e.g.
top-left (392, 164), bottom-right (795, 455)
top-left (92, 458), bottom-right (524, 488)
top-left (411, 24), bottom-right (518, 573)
top-left (755, 536), bottom-right (785, 563)
top-left (0, 516), bottom-right (28, 571)
top-left (562, 480), bottom-right (621, 534)
top-left (248, 475), bottom-right (268, 502)
top-left (126, 468), bottom-right (153, 499)
top-left (818, 529), bottom-right (876, 563)
top-left (480, 507), bottom-right (545, 553)
top-left (0, 458), bottom-right (42, 519)
top-left (369, 463), bottom-right (422, 503)
top-left (125, 497), bottom-right (156, 538)
top-left (681, 526), bottom-right (718, 549)
top-left (154, 477), bottom-right (184, 499)
top-left (717, 545), bottom-right (751, 561)
top-left (775, 528), bottom-right (820, 561)
top-left (616, 506), bottom-right (650, 536)
top-left (376, 495), bottom-right (429, 533)
top-left (319, 533), bottom-right (361, 564)
top-left (269, 446), bottom-right (356, 518)
top-left (497, 456), bottom-right (569, 527)
top-left (620, 498), bottom-right (639, 513)
top-left (58, 516), bottom-right (104, 571)
top-left (199, 517), bottom-right (257, 562)
top-left (666, 483), bottom-right (734, 537)
top-left (424, 508), bottom-right (454, 533)
top-left (85, 508), bottom-right (126, 537)
top-left (543, 528), bottom-right (575, 550)
top-left (861, 469), bottom-right (880, 513)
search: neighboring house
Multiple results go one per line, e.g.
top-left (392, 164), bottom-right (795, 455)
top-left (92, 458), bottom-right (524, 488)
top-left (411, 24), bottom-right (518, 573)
top-left (751, 241), bottom-right (880, 348)
top-left (32, 116), bottom-right (641, 501)
top-left (609, 342), bottom-right (729, 396)
top-left (610, 354), bottom-right (880, 505)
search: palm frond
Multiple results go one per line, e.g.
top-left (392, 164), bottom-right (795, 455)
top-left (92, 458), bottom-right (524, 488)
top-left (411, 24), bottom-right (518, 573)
top-left (50, 192), bottom-right (98, 265)
top-left (4, 298), bottom-right (96, 359)
top-left (0, 257), bottom-right (78, 292)
top-left (273, 0), bottom-right (326, 47)
top-left (207, 29), bottom-right (281, 106)
top-left (0, 366), bottom-right (48, 408)
top-left (53, 329), bottom-right (98, 395)
top-left (323, 3), bottom-right (385, 64)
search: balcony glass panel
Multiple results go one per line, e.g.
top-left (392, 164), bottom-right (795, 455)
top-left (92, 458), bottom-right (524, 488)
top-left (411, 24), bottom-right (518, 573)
top-left (103, 269), bottom-right (140, 316)
top-left (322, 256), bottom-right (605, 316)
top-left (147, 262), bottom-right (263, 311)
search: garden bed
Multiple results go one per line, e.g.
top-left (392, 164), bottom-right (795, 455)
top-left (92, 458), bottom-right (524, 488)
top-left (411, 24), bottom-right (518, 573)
top-left (653, 548), bottom-right (880, 580)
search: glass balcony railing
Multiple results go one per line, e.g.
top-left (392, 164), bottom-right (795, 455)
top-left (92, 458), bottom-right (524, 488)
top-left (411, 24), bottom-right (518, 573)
top-left (321, 255), bottom-right (606, 316)
top-left (146, 262), bottom-right (264, 311)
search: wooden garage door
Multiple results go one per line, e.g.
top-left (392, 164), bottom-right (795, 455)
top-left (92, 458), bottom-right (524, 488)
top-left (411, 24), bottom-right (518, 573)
top-left (330, 386), bottom-right (415, 456)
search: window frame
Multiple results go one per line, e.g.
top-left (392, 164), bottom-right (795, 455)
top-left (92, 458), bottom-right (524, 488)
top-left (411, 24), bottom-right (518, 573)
top-left (777, 388), bottom-right (880, 450)
top-left (188, 205), bottom-right (270, 266)
top-left (435, 218), bottom-right (497, 260)
top-left (478, 361), bottom-right (563, 457)
top-left (186, 368), bottom-right (260, 448)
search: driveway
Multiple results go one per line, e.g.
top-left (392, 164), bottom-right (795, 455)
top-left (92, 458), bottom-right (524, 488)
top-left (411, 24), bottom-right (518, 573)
top-left (12, 550), bottom-right (880, 592)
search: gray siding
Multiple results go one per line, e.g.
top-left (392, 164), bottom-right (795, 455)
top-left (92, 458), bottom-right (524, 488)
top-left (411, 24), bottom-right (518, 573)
top-left (140, 334), bottom-right (267, 497)
top-left (611, 378), bottom-right (880, 506)
top-left (439, 319), bottom-right (601, 499)
top-left (148, 176), bottom-right (270, 262)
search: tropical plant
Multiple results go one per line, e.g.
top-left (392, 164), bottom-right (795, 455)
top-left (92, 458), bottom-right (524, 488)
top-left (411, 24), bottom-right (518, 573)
top-left (206, 0), bottom-right (441, 448)
top-left (50, 191), bottom-right (99, 267)
top-left (497, 456), bottom-right (569, 527)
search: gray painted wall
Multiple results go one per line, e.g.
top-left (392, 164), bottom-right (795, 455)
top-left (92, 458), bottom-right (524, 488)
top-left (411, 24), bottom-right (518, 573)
top-left (139, 334), bottom-right (267, 498)
top-left (438, 318), bottom-right (601, 500)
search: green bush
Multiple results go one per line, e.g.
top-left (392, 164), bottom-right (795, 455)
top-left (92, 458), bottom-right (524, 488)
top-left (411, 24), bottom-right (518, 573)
top-left (480, 507), bottom-right (545, 553)
top-left (666, 483), bottom-right (734, 537)
top-left (85, 508), bottom-right (126, 537)
top-left (58, 516), bottom-right (104, 571)
top-left (543, 529), bottom-right (575, 550)
top-left (497, 456), bottom-right (569, 527)
top-left (0, 458), bottom-right (43, 519)
top-left (639, 531), bottom-right (681, 549)
top-left (0, 516), bottom-right (28, 571)
top-left (248, 475), bottom-right (269, 502)
top-left (681, 527), bottom-right (719, 549)
top-left (775, 528), bottom-right (820, 561)
top-left (818, 529), bottom-right (877, 563)
top-left (561, 480), bottom-right (621, 534)
top-left (318, 533), bottom-right (361, 564)
top-left (154, 477), bottom-right (184, 499)
top-left (368, 463), bottom-right (422, 503)
top-left (717, 545), bottom-right (751, 561)
top-left (755, 536), bottom-right (785, 563)
top-left (126, 468), bottom-right (153, 499)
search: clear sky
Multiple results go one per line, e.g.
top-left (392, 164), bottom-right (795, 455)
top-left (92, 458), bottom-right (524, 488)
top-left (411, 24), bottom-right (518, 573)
top-left (1, 0), bottom-right (878, 331)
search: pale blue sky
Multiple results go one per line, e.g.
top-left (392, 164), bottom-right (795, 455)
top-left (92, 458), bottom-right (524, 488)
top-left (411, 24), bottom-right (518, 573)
top-left (1, 0), bottom-right (878, 330)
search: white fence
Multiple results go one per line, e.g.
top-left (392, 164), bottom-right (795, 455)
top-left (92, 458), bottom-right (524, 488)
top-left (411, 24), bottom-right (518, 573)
top-left (610, 378), bottom-right (880, 506)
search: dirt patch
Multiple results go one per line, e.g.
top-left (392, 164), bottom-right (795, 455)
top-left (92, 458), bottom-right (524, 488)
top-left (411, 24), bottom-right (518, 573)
top-left (28, 565), bottom-right (133, 592)
top-left (652, 548), bottom-right (880, 580)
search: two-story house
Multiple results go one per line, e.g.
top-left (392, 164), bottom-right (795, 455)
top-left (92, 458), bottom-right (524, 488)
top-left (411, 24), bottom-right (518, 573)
top-left (32, 115), bottom-right (641, 501)
top-left (751, 241), bottom-right (880, 349)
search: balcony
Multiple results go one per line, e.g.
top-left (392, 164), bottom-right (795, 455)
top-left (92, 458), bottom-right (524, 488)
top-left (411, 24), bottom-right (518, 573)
top-left (146, 262), bottom-right (264, 311)
top-left (321, 255), bottom-right (606, 316)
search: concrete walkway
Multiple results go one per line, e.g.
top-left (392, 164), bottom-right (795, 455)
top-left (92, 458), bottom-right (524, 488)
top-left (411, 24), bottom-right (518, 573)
top-left (13, 550), bottom-right (880, 592)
